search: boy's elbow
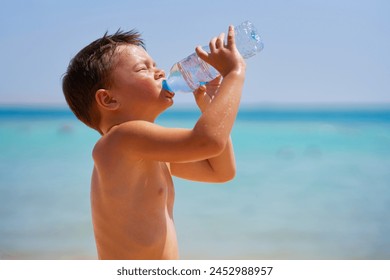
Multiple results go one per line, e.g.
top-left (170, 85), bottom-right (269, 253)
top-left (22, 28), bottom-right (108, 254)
top-left (193, 126), bottom-right (227, 157)
top-left (228, 168), bottom-right (236, 181)
top-left (217, 170), bottom-right (236, 183)
top-left (196, 133), bottom-right (226, 157)
top-left (209, 132), bottom-right (231, 155)
top-left (215, 164), bottom-right (236, 183)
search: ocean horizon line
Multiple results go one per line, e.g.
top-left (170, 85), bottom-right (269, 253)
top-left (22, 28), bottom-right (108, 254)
top-left (1, 104), bottom-right (390, 122)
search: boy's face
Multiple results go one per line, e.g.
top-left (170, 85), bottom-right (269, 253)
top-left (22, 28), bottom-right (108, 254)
top-left (107, 44), bottom-right (174, 120)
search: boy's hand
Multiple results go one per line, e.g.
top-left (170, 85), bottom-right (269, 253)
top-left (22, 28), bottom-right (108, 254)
top-left (193, 76), bottom-right (222, 113)
top-left (195, 25), bottom-right (246, 78)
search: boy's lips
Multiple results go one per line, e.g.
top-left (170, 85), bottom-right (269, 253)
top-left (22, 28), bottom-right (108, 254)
top-left (165, 90), bottom-right (175, 99)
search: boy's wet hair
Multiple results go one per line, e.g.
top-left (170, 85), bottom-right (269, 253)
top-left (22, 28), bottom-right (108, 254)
top-left (62, 29), bottom-right (145, 133)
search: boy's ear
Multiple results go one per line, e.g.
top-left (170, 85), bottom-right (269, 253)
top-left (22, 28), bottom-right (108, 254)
top-left (95, 89), bottom-right (119, 110)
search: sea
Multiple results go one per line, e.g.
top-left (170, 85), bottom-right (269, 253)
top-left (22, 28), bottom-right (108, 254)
top-left (0, 105), bottom-right (389, 260)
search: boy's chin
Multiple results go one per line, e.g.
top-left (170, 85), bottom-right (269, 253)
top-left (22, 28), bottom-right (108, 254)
top-left (157, 100), bottom-right (174, 116)
top-left (162, 96), bottom-right (174, 106)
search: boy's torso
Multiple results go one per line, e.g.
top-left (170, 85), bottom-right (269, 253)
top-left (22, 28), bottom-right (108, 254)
top-left (90, 136), bottom-right (178, 259)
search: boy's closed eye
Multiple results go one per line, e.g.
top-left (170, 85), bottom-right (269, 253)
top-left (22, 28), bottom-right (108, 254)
top-left (134, 63), bottom-right (148, 72)
top-left (136, 66), bottom-right (148, 72)
top-left (134, 61), bottom-right (157, 72)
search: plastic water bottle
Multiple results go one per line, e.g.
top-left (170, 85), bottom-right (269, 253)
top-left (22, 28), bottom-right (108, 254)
top-left (162, 20), bottom-right (264, 93)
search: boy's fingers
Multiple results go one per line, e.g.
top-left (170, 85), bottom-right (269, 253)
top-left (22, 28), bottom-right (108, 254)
top-left (227, 25), bottom-right (235, 48)
top-left (198, 85), bottom-right (207, 93)
top-left (195, 45), bottom-right (209, 61)
top-left (193, 84), bottom-right (206, 95)
top-left (209, 37), bottom-right (217, 52)
top-left (216, 33), bottom-right (225, 48)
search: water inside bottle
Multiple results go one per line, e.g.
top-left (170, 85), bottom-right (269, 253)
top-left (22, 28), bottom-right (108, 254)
top-left (177, 52), bottom-right (218, 91)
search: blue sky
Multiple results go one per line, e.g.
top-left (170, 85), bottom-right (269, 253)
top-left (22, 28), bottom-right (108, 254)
top-left (0, 0), bottom-right (389, 106)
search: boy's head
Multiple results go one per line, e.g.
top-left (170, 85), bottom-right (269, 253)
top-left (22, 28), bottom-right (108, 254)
top-left (62, 30), bottom-right (145, 133)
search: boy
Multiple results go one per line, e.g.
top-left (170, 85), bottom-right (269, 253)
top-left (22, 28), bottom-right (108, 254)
top-left (62, 25), bottom-right (246, 259)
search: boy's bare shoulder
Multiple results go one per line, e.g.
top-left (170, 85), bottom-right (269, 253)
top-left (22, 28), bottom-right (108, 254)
top-left (92, 120), bottom-right (150, 163)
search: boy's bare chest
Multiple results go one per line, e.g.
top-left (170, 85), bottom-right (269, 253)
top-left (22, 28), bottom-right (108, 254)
top-left (92, 159), bottom-right (175, 216)
top-left (124, 161), bottom-right (175, 210)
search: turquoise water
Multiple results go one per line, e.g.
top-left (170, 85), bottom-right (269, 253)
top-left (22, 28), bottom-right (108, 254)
top-left (1, 106), bottom-right (390, 259)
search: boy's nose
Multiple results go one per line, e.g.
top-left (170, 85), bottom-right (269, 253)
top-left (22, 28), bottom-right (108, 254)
top-left (155, 69), bottom-right (166, 79)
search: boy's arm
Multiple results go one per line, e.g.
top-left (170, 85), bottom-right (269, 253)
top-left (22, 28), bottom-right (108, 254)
top-left (169, 77), bottom-right (236, 183)
top-left (98, 26), bottom-right (245, 171)
top-left (169, 137), bottom-right (236, 182)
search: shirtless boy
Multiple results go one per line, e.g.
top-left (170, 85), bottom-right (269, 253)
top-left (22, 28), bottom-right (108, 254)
top-left (62, 25), bottom-right (246, 259)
